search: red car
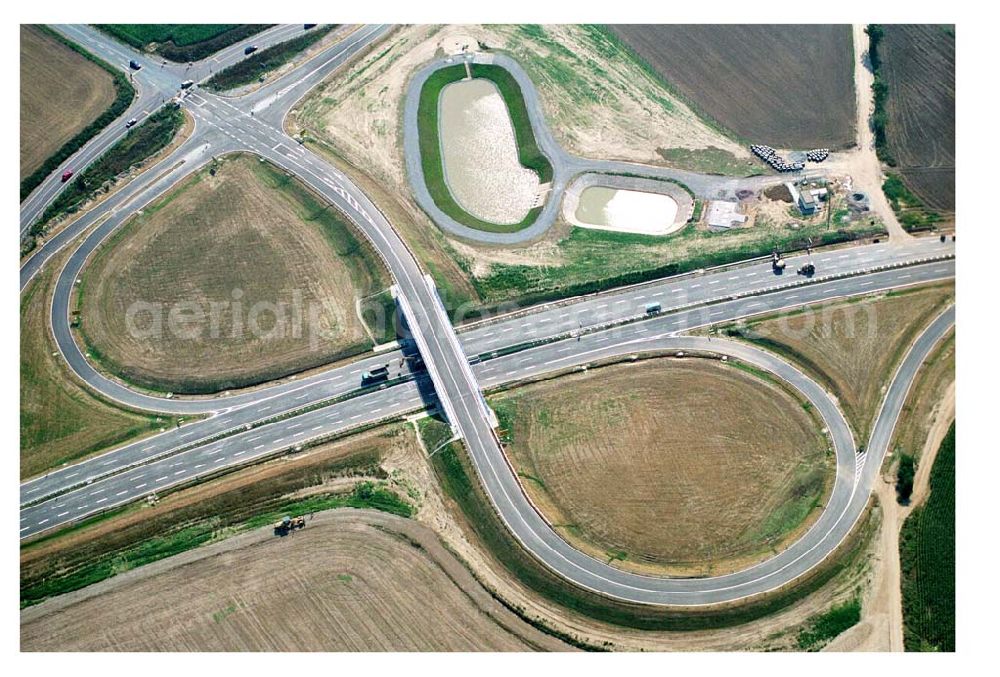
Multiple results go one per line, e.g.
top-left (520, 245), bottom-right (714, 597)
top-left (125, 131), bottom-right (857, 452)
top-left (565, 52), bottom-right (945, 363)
top-left (61, 170), bottom-right (74, 183)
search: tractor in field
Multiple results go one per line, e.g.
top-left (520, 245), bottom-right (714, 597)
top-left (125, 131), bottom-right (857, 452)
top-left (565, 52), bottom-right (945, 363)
top-left (273, 515), bottom-right (306, 536)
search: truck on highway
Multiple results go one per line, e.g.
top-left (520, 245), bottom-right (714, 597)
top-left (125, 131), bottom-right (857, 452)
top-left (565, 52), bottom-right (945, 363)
top-left (180, 80), bottom-right (194, 89)
top-left (645, 302), bottom-right (662, 315)
top-left (361, 365), bottom-right (390, 386)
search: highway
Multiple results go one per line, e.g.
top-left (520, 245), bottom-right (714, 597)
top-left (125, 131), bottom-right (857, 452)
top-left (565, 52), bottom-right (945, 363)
top-left (19, 24), bottom-right (956, 607)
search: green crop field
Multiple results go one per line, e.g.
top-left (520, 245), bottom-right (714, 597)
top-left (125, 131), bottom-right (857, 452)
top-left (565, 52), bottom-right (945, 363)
top-left (900, 422), bottom-right (955, 651)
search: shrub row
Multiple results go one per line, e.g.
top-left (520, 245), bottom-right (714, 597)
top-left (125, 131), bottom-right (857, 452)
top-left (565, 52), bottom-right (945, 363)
top-left (32, 104), bottom-right (186, 237)
top-left (96, 24), bottom-right (272, 62)
top-left (204, 25), bottom-right (335, 92)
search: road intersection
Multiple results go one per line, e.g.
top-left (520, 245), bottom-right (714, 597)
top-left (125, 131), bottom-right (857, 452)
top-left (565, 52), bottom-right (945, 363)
top-left (20, 25), bottom-right (956, 607)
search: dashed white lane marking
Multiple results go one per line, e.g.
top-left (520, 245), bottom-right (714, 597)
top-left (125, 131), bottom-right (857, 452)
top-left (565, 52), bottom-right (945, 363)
top-left (57, 511), bottom-right (69, 517)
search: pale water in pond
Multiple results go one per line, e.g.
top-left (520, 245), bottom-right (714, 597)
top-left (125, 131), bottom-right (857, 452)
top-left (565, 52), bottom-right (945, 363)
top-left (575, 186), bottom-right (680, 235)
top-left (438, 78), bottom-right (540, 225)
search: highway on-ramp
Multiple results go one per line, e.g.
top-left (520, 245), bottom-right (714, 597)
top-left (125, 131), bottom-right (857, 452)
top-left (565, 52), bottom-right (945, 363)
top-left (20, 24), bottom-right (957, 608)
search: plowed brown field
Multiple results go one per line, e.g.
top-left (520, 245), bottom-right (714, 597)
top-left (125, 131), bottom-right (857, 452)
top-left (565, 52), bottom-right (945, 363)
top-left (881, 25), bottom-right (955, 211)
top-left (611, 25), bottom-right (856, 149)
top-left (21, 510), bottom-right (564, 651)
top-left (492, 357), bottom-right (832, 576)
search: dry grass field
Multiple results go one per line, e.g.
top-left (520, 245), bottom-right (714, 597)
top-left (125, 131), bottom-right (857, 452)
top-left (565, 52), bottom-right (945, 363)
top-left (79, 154), bottom-right (391, 393)
top-left (20, 247), bottom-right (175, 480)
top-left (20, 25), bottom-right (116, 180)
top-left (735, 282), bottom-right (955, 443)
top-left (611, 25), bottom-right (856, 149)
top-left (880, 25), bottom-right (955, 211)
top-left (21, 511), bottom-right (561, 651)
top-left (491, 358), bottom-right (832, 576)
top-left (890, 328), bottom-right (955, 465)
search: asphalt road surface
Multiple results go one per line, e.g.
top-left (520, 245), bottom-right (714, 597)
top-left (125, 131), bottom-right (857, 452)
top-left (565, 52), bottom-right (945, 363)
top-left (20, 24), bottom-right (314, 234)
top-left (19, 25), bottom-right (957, 607)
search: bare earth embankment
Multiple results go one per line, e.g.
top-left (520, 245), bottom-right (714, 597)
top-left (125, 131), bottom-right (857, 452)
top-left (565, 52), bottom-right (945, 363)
top-left (20, 25), bottom-right (116, 180)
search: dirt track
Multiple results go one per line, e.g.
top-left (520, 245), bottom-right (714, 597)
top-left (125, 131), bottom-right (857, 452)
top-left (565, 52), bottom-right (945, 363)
top-left (21, 510), bottom-right (569, 652)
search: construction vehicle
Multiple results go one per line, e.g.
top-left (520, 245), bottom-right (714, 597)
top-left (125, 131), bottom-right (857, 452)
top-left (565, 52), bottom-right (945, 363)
top-left (797, 262), bottom-right (816, 277)
top-left (273, 515), bottom-right (306, 536)
top-left (61, 170), bottom-right (73, 183)
top-left (771, 251), bottom-right (786, 273)
top-left (361, 365), bottom-right (390, 386)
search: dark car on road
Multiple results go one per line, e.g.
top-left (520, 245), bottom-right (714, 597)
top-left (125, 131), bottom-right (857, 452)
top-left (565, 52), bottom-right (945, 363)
top-left (129, 59), bottom-right (141, 70)
top-left (244, 45), bottom-right (257, 55)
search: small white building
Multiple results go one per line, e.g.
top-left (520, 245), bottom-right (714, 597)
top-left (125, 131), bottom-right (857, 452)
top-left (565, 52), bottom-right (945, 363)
top-left (706, 201), bottom-right (748, 231)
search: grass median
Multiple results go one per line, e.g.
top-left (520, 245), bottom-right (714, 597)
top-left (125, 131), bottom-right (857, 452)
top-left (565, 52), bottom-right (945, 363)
top-left (96, 25), bottom-right (272, 62)
top-left (204, 25), bottom-right (335, 92)
top-left (31, 104), bottom-right (186, 238)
